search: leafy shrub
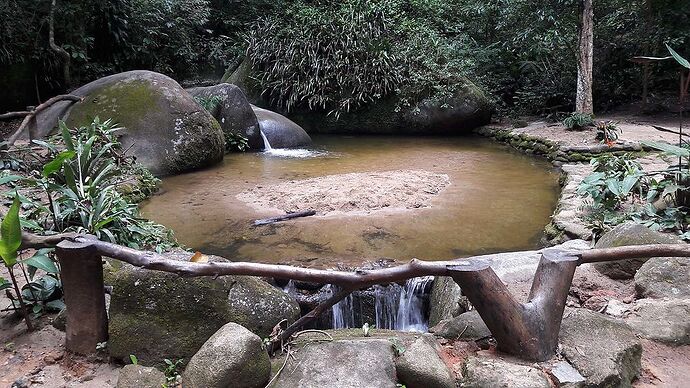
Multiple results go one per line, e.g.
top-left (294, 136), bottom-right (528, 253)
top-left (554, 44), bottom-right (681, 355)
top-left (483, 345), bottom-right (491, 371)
top-left (595, 121), bottom-right (621, 144)
top-left (563, 112), bottom-right (595, 130)
top-left (246, 0), bottom-right (402, 116)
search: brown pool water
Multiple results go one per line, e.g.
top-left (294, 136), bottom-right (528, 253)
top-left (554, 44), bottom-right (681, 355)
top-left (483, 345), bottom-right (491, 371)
top-left (140, 135), bottom-right (559, 267)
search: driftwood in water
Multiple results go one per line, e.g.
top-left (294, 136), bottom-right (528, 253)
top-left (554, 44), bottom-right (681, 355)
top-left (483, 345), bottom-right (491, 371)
top-left (254, 210), bottom-right (316, 226)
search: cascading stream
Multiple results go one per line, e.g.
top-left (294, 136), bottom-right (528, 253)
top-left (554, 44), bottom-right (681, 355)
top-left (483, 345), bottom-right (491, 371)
top-left (260, 129), bottom-right (272, 151)
top-left (329, 276), bottom-right (434, 332)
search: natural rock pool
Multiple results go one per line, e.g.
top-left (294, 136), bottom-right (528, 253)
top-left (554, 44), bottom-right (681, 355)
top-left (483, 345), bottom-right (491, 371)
top-left (141, 135), bottom-right (559, 267)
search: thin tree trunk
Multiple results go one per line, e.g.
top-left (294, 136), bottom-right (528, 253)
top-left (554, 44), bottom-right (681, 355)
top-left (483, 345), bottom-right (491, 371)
top-left (576, 0), bottom-right (594, 114)
top-left (49, 0), bottom-right (71, 90)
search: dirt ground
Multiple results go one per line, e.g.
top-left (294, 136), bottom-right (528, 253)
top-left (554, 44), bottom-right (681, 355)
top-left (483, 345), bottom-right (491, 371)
top-left (495, 111), bottom-right (684, 148)
top-left (236, 169), bottom-right (451, 216)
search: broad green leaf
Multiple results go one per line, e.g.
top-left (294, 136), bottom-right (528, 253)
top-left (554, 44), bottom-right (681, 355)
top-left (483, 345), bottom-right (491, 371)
top-left (59, 121), bottom-right (75, 151)
top-left (667, 44), bottom-right (690, 69)
top-left (606, 179), bottom-right (622, 196)
top-left (621, 175), bottom-right (641, 196)
top-left (641, 141), bottom-right (690, 157)
top-left (0, 175), bottom-right (23, 185)
top-left (20, 254), bottom-right (58, 274)
top-left (0, 277), bottom-right (12, 291)
top-left (42, 151), bottom-right (76, 178)
top-left (0, 195), bottom-right (22, 267)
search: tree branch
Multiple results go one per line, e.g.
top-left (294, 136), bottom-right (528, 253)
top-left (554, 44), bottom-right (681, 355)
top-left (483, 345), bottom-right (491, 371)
top-left (2, 94), bottom-right (82, 148)
top-left (49, 0), bottom-right (71, 89)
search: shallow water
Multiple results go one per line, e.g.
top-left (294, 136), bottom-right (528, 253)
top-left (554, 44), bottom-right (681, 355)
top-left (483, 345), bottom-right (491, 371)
top-left (140, 135), bottom-right (559, 267)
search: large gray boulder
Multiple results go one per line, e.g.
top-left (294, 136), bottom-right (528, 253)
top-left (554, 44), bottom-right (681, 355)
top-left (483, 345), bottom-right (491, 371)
top-left (635, 257), bottom-right (690, 298)
top-left (290, 84), bottom-right (492, 135)
top-left (116, 365), bottom-right (166, 388)
top-left (270, 339), bottom-right (398, 388)
top-left (108, 252), bottom-right (300, 366)
top-left (593, 223), bottom-right (683, 279)
top-left (34, 70), bottom-right (225, 176)
top-left (396, 334), bottom-right (455, 388)
top-left (183, 322), bottom-right (270, 388)
top-left (252, 105), bottom-right (311, 149)
top-left (460, 356), bottom-right (551, 388)
top-left (625, 298), bottom-right (690, 345)
top-left (430, 310), bottom-right (490, 341)
top-left (559, 308), bottom-right (642, 387)
top-left (187, 83), bottom-right (263, 151)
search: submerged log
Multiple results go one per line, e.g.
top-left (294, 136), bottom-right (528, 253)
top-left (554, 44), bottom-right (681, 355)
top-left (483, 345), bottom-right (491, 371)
top-left (253, 210), bottom-right (316, 226)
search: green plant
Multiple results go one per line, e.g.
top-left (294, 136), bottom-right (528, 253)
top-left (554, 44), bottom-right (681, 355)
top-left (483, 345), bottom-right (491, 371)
top-left (194, 95), bottom-right (223, 112)
top-left (129, 354), bottom-right (138, 365)
top-left (163, 358), bottom-right (183, 387)
top-left (563, 112), bottom-right (594, 130)
top-left (595, 121), bottom-right (621, 145)
top-left (226, 132), bottom-right (249, 152)
top-left (388, 338), bottom-right (405, 357)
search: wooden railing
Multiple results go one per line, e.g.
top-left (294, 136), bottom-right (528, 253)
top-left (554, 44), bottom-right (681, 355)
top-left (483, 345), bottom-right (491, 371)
top-left (23, 232), bottom-right (690, 361)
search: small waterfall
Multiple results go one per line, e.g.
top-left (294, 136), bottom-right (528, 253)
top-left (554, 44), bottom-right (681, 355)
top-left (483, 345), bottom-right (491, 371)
top-left (332, 292), bottom-right (356, 329)
top-left (329, 277), bottom-right (433, 332)
top-left (260, 129), bottom-right (272, 151)
top-left (396, 276), bottom-right (433, 332)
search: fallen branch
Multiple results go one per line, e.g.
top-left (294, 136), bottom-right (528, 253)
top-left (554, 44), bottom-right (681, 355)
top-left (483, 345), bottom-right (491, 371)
top-left (3, 94), bottom-right (82, 148)
top-left (254, 210), bottom-right (317, 226)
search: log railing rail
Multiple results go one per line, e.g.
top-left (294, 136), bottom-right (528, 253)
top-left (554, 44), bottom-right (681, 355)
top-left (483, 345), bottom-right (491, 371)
top-left (21, 232), bottom-right (690, 361)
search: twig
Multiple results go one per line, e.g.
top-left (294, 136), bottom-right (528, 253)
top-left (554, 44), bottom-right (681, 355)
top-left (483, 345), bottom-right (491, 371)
top-left (265, 345), bottom-right (292, 388)
top-left (254, 210), bottom-right (317, 226)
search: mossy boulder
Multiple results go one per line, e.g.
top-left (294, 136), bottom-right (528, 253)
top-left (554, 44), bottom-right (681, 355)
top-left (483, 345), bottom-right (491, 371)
top-left (428, 276), bottom-right (469, 327)
top-left (635, 257), bottom-right (690, 299)
top-left (593, 223), bottom-right (683, 279)
top-left (187, 83), bottom-right (263, 151)
top-left (35, 70), bottom-right (225, 176)
top-left (289, 83), bottom-right (491, 135)
top-left (228, 62), bottom-right (491, 135)
top-left (108, 252), bottom-right (300, 366)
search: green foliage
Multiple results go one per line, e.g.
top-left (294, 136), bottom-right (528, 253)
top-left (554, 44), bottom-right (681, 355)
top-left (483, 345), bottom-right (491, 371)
top-left (389, 338), bottom-right (406, 357)
top-left (0, 195), bottom-right (21, 267)
top-left (247, 0), bottom-right (403, 116)
top-left (14, 117), bottom-right (177, 252)
top-left (226, 132), bottom-right (249, 152)
top-left (595, 121), bottom-right (621, 144)
top-left (563, 112), bottom-right (595, 130)
top-left (129, 354), bottom-right (138, 365)
top-left (194, 95), bottom-right (223, 112)
top-left (162, 358), bottom-right (183, 387)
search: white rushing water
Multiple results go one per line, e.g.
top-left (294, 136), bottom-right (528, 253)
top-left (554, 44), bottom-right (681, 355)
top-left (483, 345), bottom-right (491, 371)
top-left (260, 129), bottom-right (273, 151)
top-left (330, 276), bottom-right (433, 332)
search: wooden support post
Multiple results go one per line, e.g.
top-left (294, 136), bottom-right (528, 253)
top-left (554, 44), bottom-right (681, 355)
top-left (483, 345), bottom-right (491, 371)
top-left (56, 237), bottom-right (108, 355)
top-left (449, 249), bottom-right (578, 362)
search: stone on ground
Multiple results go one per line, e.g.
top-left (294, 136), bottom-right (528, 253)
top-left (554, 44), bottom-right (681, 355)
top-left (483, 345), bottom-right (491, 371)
top-left (116, 364), bottom-right (166, 388)
top-left (635, 257), bottom-right (690, 298)
top-left (460, 355), bottom-right (551, 388)
top-left (183, 322), bottom-right (270, 388)
top-left (395, 334), bottom-right (455, 388)
top-left (187, 83), bottom-right (263, 150)
top-left (430, 310), bottom-right (490, 341)
top-left (625, 298), bottom-right (690, 345)
top-left (251, 105), bottom-right (311, 149)
top-left (548, 360), bottom-right (586, 388)
top-left (593, 223), bottom-right (682, 279)
top-left (559, 308), bottom-right (642, 387)
top-left (35, 70), bottom-right (225, 176)
top-left (108, 252), bottom-right (299, 365)
top-left (270, 339), bottom-right (397, 388)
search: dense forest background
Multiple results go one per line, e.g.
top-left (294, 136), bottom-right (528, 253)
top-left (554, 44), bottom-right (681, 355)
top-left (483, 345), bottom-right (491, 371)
top-left (1, 0), bottom-right (689, 116)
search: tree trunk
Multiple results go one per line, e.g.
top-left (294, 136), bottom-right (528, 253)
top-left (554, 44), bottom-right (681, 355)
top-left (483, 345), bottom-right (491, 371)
top-left (49, 0), bottom-right (71, 90)
top-left (576, 0), bottom-right (594, 114)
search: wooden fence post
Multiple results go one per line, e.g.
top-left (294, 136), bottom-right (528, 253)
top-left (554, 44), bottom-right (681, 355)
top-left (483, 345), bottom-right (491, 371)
top-left (449, 249), bottom-right (578, 361)
top-left (56, 237), bottom-right (108, 354)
